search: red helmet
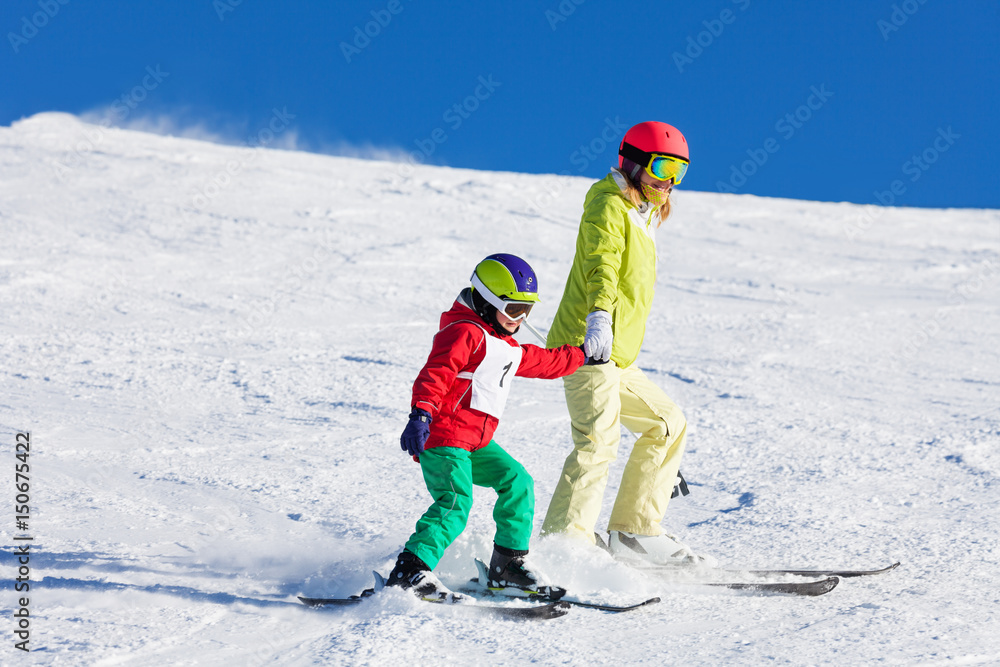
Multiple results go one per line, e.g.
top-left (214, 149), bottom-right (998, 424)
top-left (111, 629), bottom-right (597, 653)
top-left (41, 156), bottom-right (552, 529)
top-left (618, 121), bottom-right (689, 176)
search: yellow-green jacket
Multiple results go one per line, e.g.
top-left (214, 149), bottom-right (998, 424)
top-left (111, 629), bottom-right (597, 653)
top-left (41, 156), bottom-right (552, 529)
top-left (547, 171), bottom-right (658, 368)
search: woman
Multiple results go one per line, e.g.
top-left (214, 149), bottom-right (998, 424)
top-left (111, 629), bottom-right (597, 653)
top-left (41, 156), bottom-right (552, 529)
top-left (541, 121), bottom-right (712, 566)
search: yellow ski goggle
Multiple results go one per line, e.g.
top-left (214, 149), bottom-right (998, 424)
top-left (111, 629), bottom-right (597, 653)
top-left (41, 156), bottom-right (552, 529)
top-left (645, 153), bottom-right (689, 185)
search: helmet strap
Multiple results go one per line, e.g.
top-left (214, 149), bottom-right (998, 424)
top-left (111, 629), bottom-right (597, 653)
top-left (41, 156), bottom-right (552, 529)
top-left (621, 158), bottom-right (642, 181)
top-left (620, 140), bottom-right (687, 164)
top-left (619, 141), bottom-right (650, 167)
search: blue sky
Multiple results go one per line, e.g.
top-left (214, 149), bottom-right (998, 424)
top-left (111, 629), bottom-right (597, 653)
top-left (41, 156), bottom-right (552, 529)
top-left (3, 0), bottom-right (998, 209)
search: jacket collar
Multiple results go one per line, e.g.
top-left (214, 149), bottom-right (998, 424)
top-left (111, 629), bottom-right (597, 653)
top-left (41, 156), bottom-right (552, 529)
top-left (610, 168), bottom-right (654, 218)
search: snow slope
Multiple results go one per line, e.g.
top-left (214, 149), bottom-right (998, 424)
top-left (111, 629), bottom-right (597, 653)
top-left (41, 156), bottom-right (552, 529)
top-left (1, 113), bottom-right (999, 665)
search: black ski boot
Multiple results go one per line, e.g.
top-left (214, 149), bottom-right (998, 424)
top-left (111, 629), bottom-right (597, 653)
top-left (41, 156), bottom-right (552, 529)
top-left (385, 551), bottom-right (466, 602)
top-left (486, 544), bottom-right (566, 599)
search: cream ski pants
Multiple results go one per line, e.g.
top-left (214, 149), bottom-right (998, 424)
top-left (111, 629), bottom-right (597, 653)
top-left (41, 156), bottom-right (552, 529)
top-left (541, 363), bottom-right (687, 542)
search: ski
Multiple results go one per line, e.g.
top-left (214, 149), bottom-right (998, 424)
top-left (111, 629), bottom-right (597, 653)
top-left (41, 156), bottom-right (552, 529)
top-left (706, 577), bottom-right (840, 597)
top-left (617, 563), bottom-right (841, 596)
top-left (468, 558), bottom-right (662, 613)
top-left (467, 599), bottom-right (571, 619)
top-left (299, 594), bottom-right (370, 606)
top-left (298, 572), bottom-right (570, 620)
top-left (299, 594), bottom-right (570, 619)
top-left (731, 562), bottom-right (900, 579)
top-left (473, 588), bottom-right (663, 612)
top-left (596, 534), bottom-right (898, 585)
top-left (554, 595), bottom-right (661, 612)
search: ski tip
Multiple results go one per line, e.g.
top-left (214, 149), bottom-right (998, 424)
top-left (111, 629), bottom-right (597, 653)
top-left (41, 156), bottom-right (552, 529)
top-left (829, 561), bottom-right (901, 578)
top-left (738, 560), bottom-right (903, 579)
top-left (715, 576), bottom-right (840, 596)
top-left (787, 575), bottom-right (840, 596)
top-left (553, 601), bottom-right (573, 615)
top-left (559, 595), bottom-right (662, 612)
top-left (850, 561), bottom-right (901, 578)
top-left (795, 575), bottom-right (839, 596)
top-left (299, 595), bottom-right (329, 607)
top-left (831, 561), bottom-right (901, 578)
top-left (518, 600), bottom-right (571, 619)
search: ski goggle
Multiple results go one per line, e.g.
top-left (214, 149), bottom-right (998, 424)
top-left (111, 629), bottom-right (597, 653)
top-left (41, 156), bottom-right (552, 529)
top-left (645, 154), bottom-right (689, 185)
top-left (496, 301), bottom-right (533, 320)
top-left (471, 273), bottom-right (535, 321)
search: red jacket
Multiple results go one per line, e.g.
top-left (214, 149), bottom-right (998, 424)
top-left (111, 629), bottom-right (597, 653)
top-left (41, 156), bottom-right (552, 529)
top-left (412, 291), bottom-right (586, 452)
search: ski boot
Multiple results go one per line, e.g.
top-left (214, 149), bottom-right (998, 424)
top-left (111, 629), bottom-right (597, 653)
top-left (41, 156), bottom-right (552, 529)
top-left (385, 551), bottom-right (467, 603)
top-left (486, 545), bottom-right (566, 599)
top-left (608, 531), bottom-right (718, 568)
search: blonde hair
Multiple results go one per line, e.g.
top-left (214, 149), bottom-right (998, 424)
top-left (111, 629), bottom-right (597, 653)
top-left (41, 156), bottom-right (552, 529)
top-left (617, 170), bottom-right (672, 227)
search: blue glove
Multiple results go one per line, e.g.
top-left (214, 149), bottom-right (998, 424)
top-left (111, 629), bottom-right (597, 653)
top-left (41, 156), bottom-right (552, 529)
top-left (400, 408), bottom-right (432, 457)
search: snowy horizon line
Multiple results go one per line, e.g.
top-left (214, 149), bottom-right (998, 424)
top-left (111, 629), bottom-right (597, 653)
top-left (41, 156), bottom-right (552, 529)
top-left (7, 109), bottom-right (997, 215)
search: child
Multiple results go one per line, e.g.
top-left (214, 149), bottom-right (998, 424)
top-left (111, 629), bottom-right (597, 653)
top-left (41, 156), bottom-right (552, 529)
top-left (387, 253), bottom-right (587, 601)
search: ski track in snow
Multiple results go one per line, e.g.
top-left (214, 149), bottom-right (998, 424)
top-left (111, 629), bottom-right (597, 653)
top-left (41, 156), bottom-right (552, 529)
top-left (1, 112), bottom-right (999, 665)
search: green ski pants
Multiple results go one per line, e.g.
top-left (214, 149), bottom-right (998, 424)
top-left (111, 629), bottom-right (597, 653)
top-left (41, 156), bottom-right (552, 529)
top-left (404, 441), bottom-right (534, 570)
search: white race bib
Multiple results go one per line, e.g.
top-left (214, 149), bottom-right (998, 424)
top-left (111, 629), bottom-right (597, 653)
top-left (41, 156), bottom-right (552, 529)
top-left (457, 325), bottom-right (523, 419)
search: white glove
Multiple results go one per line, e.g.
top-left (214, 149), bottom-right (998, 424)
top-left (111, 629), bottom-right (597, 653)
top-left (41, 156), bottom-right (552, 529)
top-left (584, 310), bottom-right (613, 362)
